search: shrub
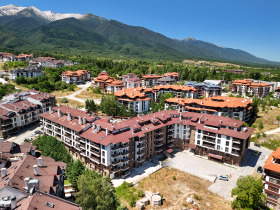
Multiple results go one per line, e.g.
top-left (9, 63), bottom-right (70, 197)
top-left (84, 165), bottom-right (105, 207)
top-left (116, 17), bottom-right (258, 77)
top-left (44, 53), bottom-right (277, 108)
top-left (262, 133), bottom-right (267, 137)
top-left (61, 97), bottom-right (69, 103)
top-left (258, 122), bottom-right (264, 130)
top-left (172, 176), bottom-right (177, 180)
top-left (276, 116), bottom-right (280, 121)
top-left (4, 77), bottom-right (9, 81)
top-left (256, 133), bottom-right (261, 139)
top-left (193, 194), bottom-right (202, 200)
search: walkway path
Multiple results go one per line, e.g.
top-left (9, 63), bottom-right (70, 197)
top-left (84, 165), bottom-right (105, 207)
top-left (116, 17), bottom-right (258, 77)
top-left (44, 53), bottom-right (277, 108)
top-left (252, 126), bottom-right (280, 137)
top-left (56, 82), bottom-right (101, 105)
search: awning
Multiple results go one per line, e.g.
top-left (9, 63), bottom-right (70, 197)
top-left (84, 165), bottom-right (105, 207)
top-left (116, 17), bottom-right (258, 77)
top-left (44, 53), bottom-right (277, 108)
top-left (189, 144), bottom-right (196, 149)
top-left (208, 153), bottom-right (223, 160)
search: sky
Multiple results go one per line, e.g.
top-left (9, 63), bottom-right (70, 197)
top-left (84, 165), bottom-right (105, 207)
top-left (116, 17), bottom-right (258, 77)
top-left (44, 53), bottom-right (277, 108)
top-left (1, 0), bottom-right (280, 62)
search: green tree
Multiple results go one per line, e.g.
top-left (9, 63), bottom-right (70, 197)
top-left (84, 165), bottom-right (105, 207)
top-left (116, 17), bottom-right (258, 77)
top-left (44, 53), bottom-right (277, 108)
top-left (76, 169), bottom-right (120, 210)
top-left (67, 159), bottom-right (85, 189)
top-left (85, 99), bottom-right (98, 112)
top-left (231, 176), bottom-right (267, 210)
top-left (100, 95), bottom-right (118, 116)
top-left (61, 97), bottom-right (69, 103)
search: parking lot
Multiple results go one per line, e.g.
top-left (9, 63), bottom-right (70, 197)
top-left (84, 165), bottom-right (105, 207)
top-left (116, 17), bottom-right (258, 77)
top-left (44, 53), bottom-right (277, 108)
top-left (7, 124), bottom-right (42, 145)
top-left (163, 144), bottom-right (272, 201)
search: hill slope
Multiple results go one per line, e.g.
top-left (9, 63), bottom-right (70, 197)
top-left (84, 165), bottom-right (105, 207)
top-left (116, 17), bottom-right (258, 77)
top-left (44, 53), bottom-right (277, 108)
top-left (0, 4), bottom-right (278, 65)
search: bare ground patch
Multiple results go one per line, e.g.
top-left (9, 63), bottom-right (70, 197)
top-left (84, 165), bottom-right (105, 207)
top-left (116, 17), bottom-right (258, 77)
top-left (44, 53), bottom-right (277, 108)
top-left (124, 167), bottom-right (231, 210)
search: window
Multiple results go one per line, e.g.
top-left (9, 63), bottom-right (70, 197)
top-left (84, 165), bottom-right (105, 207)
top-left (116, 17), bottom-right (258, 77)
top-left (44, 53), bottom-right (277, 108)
top-left (102, 151), bottom-right (105, 156)
top-left (217, 145), bottom-right (220, 150)
top-left (197, 140), bottom-right (200, 145)
top-left (269, 177), bottom-right (280, 185)
top-left (226, 136), bottom-right (231, 140)
top-left (217, 139), bottom-right (221, 144)
top-left (197, 134), bottom-right (201, 139)
top-left (218, 134), bottom-right (221, 138)
top-left (198, 130), bottom-right (201, 133)
top-left (102, 158), bottom-right (105, 163)
top-left (226, 141), bottom-right (229, 146)
top-left (225, 147), bottom-right (229, 153)
top-left (268, 185), bottom-right (279, 193)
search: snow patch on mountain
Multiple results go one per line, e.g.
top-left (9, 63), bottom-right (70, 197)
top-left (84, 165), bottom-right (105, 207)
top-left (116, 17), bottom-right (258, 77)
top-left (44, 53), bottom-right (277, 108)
top-left (0, 4), bottom-right (84, 21)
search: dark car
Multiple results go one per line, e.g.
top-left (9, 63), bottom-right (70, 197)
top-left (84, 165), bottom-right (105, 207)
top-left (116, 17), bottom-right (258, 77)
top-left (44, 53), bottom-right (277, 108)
top-left (35, 130), bottom-right (43, 134)
top-left (257, 166), bottom-right (263, 173)
top-left (254, 143), bottom-right (261, 147)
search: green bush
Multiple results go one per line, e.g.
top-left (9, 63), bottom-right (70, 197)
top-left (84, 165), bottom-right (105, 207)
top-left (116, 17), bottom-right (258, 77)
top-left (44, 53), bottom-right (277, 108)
top-left (172, 176), bottom-right (177, 180)
top-left (61, 97), bottom-right (69, 103)
top-left (4, 77), bottom-right (9, 81)
top-left (256, 133), bottom-right (261, 139)
top-left (276, 116), bottom-right (280, 121)
top-left (115, 182), bottom-right (143, 207)
top-left (193, 194), bottom-right (202, 200)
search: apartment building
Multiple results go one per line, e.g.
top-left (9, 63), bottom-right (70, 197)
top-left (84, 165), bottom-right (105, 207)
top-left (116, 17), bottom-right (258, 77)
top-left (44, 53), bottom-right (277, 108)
top-left (141, 74), bottom-right (162, 87)
top-left (165, 96), bottom-right (253, 122)
top-left (153, 84), bottom-right (198, 99)
top-left (114, 87), bottom-right (153, 114)
top-left (263, 148), bottom-right (280, 209)
top-left (40, 106), bottom-right (253, 178)
top-left (61, 70), bottom-right (91, 84)
top-left (122, 73), bottom-right (142, 89)
top-left (10, 66), bottom-right (43, 80)
top-left (222, 69), bottom-right (248, 74)
top-left (0, 90), bottom-right (55, 140)
top-left (185, 81), bottom-right (222, 98)
top-left (230, 79), bottom-right (270, 98)
top-left (157, 72), bottom-right (180, 85)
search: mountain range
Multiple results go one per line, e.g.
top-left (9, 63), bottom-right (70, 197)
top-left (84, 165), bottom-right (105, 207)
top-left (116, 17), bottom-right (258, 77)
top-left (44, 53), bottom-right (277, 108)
top-left (0, 4), bottom-right (278, 66)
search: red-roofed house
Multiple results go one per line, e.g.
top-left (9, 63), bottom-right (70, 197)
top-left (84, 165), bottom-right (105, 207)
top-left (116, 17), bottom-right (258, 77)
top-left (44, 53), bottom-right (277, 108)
top-left (61, 70), bottom-right (91, 84)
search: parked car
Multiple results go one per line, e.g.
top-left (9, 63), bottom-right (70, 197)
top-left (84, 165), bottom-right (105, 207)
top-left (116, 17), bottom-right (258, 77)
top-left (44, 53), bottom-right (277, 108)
top-left (254, 143), bottom-right (261, 147)
top-left (257, 166), bottom-right (263, 173)
top-left (254, 150), bottom-right (260, 157)
top-left (35, 130), bottom-right (43, 134)
top-left (218, 175), bottom-right (229, 181)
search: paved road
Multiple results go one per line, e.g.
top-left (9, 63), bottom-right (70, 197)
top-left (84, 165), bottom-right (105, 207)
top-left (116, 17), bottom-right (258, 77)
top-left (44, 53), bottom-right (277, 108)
top-left (56, 82), bottom-right (101, 105)
top-left (7, 124), bottom-right (41, 145)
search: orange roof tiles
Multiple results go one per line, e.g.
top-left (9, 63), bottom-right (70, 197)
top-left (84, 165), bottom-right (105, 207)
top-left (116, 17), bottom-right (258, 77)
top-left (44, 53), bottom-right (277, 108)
top-left (232, 79), bottom-right (270, 87)
top-left (166, 96), bottom-right (252, 109)
top-left (264, 148), bottom-right (280, 173)
top-left (152, 85), bottom-right (197, 92)
top-left (62, 70), bottom-right (89, 77)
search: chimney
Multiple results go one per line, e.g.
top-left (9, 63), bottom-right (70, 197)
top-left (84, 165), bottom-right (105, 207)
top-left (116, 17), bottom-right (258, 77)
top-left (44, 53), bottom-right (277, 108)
top-left (97, 125), bottom-right (101, 132)
top-left (78, 116), bottom-right (82, 125)
top-left (57, 109), bottom-right (61, 117)
top-left (38, 157), bottom-right (43, 167)
top-left (67, 112), bottom-right (71, 121)
top-left (220, 120), bottom-right (222, 123)
top-left (49, 107), bottom-right (53, 114)
top-left (83, 117), bottom-right (86, 124)
top-left (24, 177), bottom-right (30, 189)
top-left (106, 128), bottom-right (109, 136)
top-left (11, 196), bottom-right (16, 209)
top-left (33, 165), bottom-right (38, 176)
top-left (1, 168), bottom-right (6, 178)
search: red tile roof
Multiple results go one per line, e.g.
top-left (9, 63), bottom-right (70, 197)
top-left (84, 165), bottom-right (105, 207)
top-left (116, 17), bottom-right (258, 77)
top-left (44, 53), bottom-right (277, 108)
top-left (264, 148), bottom-right (280, 173)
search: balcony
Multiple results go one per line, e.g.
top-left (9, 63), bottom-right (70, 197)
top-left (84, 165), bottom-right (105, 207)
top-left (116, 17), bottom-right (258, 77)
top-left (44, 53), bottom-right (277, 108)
top-left (81, 153), bottom-right (86, 157)
top-left (80, 139), bottom-right (85, 144)
top-left (112, 167), bottom-right (122, 172)
top-left (90, 156), bottom-right (100, 163)
top-left (201, 143), bottom-right (215, 149)
top-left (112, 152), bottom-right (121, 157)
top-left (232, 145), bottom-right (240, 150)
top-left (111, 159), bottom-right (121, 165)
top-left (231, 151), bottom-right (240, 156)
top-left (203, 132), bottom-right (216, 138)
top-left (121, 158), bottom-right (129, 163)
top-left (91, 149), bottom-right (100, 156)
top-left (137, 144), bottom-right (145, 148)
top-left (136, 157), bottom-right (145, 162)
top-left (123, 143), bottom-right (129, 148)
top-left (232, 138), bottom-right (241, 144)
top-left (122, 150), bottom-right (129, 155)
top-left (2, 125), bottom-right (13, 131)
top-left (91, 142), bottom-right (100, 149)
top-left (80, 145), bottom-right (85, 150)
top-left (202, 137), bottom-right (216, 144)
top-left (111, 145), bottom-right (121, 150)
top-left (122, 165), bottom-right (130, 171)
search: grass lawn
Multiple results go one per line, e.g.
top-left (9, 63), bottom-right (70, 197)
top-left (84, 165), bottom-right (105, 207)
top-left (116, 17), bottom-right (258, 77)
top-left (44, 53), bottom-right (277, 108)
top-left (252, 106), bottom-right (280, 134)
top-left (51, 87), bottom-right (81, 97)
top-left (116, 182), bottom-right (144, 207)
top-left (9, 81), bottom-right (29, 91)
top-left (118, 167), bottom-right (231, 210)
top-left (57, 98), bottom-right (84, 108)
top-left (64, 179), bottom-right (71, 185)
top-left (75, 87), bottom-right (102, 100)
